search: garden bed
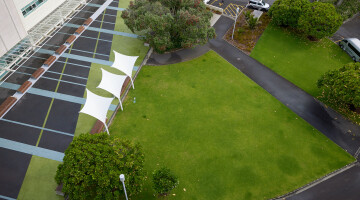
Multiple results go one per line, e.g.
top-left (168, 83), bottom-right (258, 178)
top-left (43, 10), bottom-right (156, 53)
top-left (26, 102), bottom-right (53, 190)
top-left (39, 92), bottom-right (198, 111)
top-left (224, 10), bottom-right (271, 54)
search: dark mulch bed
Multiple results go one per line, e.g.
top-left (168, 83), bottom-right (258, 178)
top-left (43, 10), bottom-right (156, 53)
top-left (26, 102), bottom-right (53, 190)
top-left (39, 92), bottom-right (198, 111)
top-left (224, 10), bottom-right (271, 54)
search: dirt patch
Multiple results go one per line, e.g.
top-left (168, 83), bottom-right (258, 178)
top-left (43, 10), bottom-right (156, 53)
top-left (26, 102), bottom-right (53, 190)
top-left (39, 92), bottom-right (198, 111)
top-left (224, 10), bottom-right (271, 55)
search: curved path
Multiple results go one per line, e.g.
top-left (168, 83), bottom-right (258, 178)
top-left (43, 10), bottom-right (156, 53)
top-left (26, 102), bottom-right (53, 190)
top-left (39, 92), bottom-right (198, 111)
top-left (149, 16), bottom-right (360, 199)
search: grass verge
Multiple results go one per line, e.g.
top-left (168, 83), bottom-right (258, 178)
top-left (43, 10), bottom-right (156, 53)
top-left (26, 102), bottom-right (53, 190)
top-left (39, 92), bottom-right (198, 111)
top-left (17, 156), bottom-right (62, 200)
top-left (110, 50), bottom-right (354, 199)
top-left (250, 24), bottom-right (353, 97)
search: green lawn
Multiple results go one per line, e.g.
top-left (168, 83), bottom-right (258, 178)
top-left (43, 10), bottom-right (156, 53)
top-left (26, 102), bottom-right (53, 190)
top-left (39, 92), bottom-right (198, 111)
top-left (250, 24), bottom-right (353, 96)
top-left (17, 156), bottom-right (62, 200)
top-left (110, 51), bottom-right (354, 199)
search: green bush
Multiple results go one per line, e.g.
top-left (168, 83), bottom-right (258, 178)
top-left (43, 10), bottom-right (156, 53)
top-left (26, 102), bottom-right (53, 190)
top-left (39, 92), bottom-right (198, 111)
top-left (244, 10), bottom-right (252, 21)
top-left (248, 15), bottom-right (258, 29)
top-left (298, 2), bottom-right (342, 40)
top-left (317, 62), bottom-right (360, 109)
top-left (122, 0), bottom-right (215, 53)
top-left (268, 0), bottom-right (309, 28)
top-left (55, 133), bottom-right (145, 200)
top-left (152, 167), bottom-right (179, 196)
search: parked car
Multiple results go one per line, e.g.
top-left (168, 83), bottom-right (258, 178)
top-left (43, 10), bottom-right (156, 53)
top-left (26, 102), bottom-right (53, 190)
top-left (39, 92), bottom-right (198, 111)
top-left (204, 0), bottom-right (210, 4)
top-left (247, 0), bottom-right (270, 12)
top-left (338, 38), bottom-right (360, 62)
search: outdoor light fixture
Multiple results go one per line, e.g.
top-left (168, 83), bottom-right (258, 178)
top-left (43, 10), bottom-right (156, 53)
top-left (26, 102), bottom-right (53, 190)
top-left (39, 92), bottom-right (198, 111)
top-left (232, 7), bottom-right (240, 40)
top-left (119, 174), bottom-right (128, 200)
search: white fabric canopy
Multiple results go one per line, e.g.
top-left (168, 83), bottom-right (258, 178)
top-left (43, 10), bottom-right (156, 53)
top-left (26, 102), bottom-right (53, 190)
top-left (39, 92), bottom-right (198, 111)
top-left (97, 68), bottom-right (127, 111)
top-left (79, 89), bottom-right (114, 134)
top-left (111, 50), bottom-right (138, 89)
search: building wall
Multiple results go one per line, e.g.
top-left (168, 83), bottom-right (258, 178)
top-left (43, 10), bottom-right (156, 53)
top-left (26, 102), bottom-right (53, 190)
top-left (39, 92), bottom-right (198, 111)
top-left (13, 0), bottom-right (67, 31)
top-left (0, 0), bottom-right (28, 57)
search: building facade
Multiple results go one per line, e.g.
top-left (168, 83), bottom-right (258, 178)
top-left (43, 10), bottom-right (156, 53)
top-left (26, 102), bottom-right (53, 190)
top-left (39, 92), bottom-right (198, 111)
top-left (0, 0), bottom-right (66, 57)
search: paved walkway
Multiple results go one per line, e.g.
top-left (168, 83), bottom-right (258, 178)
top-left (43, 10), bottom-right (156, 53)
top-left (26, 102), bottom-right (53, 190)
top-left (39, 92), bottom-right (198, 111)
top-left (149, 16), bottom-right (360, 199)
top-left (0, 0), bottom-right (122, 198)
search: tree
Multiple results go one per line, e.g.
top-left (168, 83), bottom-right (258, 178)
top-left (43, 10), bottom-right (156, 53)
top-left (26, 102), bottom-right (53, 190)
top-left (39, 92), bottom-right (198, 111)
top-left (268, 0), bottom-right (309, 28)
top-left (298, 2), bottom-right (342, 40)
top-left (152, 167), bottom-right (179, 196)
top-left (317, 62), bottom-right (360, 110)
top-left (55, 133), bottom-right (145, 200)
top-left (121, 0), bottom-right (216, 53)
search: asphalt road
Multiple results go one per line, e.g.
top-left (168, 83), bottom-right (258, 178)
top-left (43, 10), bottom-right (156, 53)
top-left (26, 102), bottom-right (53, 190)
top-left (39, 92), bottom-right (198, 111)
top-left (331, 15), bottom-right (360, 42)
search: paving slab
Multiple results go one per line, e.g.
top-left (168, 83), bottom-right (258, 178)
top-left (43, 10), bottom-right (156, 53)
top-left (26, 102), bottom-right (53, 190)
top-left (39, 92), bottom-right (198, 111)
top-left (0, 148), bottom-right (31, 199)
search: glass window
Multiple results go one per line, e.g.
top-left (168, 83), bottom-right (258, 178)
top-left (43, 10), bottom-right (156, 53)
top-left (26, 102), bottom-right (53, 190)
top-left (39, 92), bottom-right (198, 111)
top-left (349, 43), bottom-right (360, 57)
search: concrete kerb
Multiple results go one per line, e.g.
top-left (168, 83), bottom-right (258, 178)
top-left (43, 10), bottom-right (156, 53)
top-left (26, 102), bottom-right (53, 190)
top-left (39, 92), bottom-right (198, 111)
top-left (107, 47), bottom-right (154, 127)
top-left (270, 161), bottom-right (358, 200)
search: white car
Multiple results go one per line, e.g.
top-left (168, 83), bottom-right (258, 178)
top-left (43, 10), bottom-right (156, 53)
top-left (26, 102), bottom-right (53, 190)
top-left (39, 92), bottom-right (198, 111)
top-left (247, 0), bottom-right (270, 12)
top-left (204, 0), bottom-right (210, 4)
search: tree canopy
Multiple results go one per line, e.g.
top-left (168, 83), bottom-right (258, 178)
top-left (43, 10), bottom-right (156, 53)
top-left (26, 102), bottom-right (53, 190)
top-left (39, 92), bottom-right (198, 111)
top-left (55, 133), bottom-right (145, 200)
top-left (121, 0), bottom-right (216, 53)
top-left (268, 0), bottom-right (309, 28)
top-left (298, 2), bottom-right (342, 40)
top-left (317, 62), bottom-right (360, 109)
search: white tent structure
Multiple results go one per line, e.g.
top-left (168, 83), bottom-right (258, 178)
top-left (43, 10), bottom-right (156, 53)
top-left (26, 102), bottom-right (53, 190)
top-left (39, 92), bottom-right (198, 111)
top-left (79, 89), bottom-right (114, 135)
top-left (97, 68), bottom-right (127, 111)
top-left (111, 50), bottom-right (139, 89)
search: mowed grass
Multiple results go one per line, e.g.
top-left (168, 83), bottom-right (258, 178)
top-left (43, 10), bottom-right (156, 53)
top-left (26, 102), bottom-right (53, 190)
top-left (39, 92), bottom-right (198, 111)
top-left (17, 156), bottom-right (62, 200)
top-left (110, 51), bottom-right (354, 199)
top-left (250, 24), bottom-right (353, 96)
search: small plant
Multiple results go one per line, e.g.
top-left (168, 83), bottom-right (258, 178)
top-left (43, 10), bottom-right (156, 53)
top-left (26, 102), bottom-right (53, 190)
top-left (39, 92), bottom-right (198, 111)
top-left (248, 15), bottom-right (258, 29)
top-left (152, 167), bottom-right (179, 196)
top-left (237, 27), bottom-right (245, 34)
top-left (244, 10), bottom-right (252, 20)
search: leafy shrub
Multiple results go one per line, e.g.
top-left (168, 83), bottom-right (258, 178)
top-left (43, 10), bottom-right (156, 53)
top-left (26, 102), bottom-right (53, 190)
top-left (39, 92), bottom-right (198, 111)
top-left (298, 2), bottom-right (342, 40)
top-left (248, 15), bottom-right (258, 29)
top-left (244, 10), bottom-right (252, 20)
top-left (269, 0), bottom-right (309, 28)
top-left (55, 133), bottom-right (145, 200)
top-left (317, 62), bottom-right (360, 109)
top-left (122, 0), bottom-right (215, 53)
top-left (152, 167), bottom-right (179, 196)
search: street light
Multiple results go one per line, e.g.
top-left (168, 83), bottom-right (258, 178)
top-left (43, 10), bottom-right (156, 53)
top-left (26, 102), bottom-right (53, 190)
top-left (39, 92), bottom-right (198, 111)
top-left (119, 174), bottom-right (128, 200)
top-left (232, 7), bottom-right (240, 40)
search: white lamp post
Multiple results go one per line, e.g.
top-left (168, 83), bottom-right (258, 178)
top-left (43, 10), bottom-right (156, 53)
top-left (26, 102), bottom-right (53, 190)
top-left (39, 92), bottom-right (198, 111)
top-left (119, 174), bottom-right (128, 200)
top-left (232, 7), bottom-right (240, 40)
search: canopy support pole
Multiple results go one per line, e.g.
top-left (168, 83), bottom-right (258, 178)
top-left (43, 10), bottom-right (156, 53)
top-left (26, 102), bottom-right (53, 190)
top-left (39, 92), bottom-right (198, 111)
top-left (104, 123), bottom-right (110, 135)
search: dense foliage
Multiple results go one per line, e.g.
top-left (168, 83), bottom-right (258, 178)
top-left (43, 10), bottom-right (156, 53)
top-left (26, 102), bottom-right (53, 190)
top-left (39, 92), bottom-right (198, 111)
top-left (55, 133), bottom-right (145, 200)
top-left (268, 0), bottom-right (309, 28)
top-left (152, 167), bottom-right (179, 195)
top-left (298, 2), bottom-right (342, 40)
top-left (336, 0), bottom-right (360, 20)
top-left (121, 0), bottom-right (215, 53)
top-left (317, 62), bottom-right (360, 109)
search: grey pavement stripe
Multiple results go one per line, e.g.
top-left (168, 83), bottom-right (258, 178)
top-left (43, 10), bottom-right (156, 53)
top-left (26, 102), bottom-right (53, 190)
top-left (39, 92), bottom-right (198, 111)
top-left (87, 3), bottom-right (125, 11)
top-left (0, 138), bottom-right (64, 162)
top-left (43, 43), bottom-right (110, 58)
top-left (79, 9), bottom-right (117, 17)
top-left (73, 16), bottom-right (116, 25)
top-left (0, 118), bottom-right (73, 137)
top-left (13, 70), bottom-right (87, 87)
top-left (0, 194), bottom-right (16, 200)
top-left (21, 65), bottom-right (88, 80)
top-left (57, 31), bottom-right (113, 43)
top-left (0, 82), bottom-right (117, 111)
top-left (64, 23), bottom-right (139, 38)
top-left (31, 55), bottom-right (91, 69)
